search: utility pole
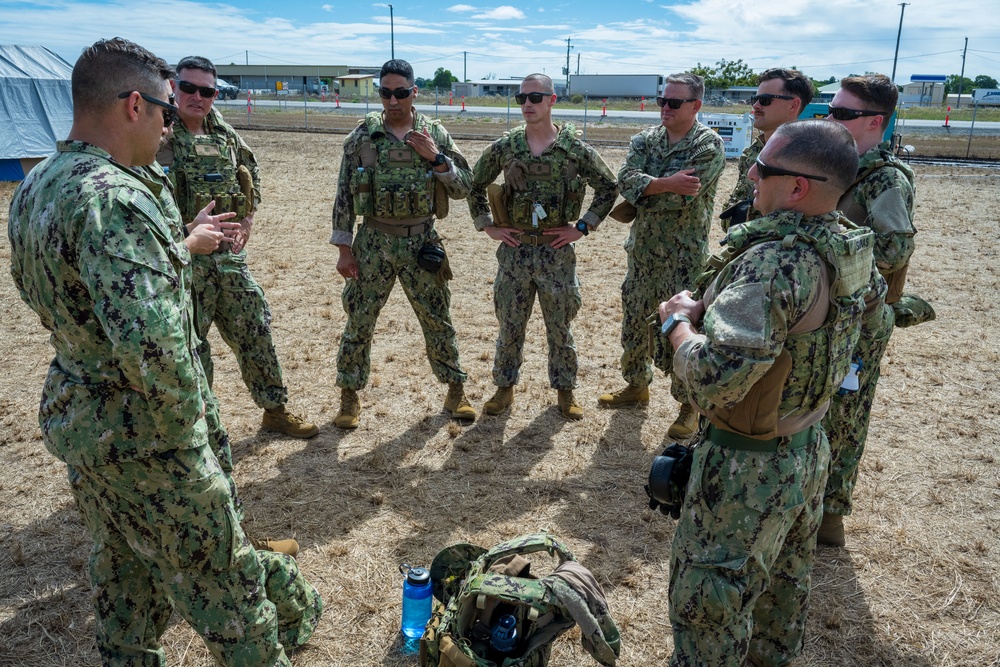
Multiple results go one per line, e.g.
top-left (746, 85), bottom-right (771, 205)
top-left (890, 2), bottom-right (909, 84)
top-left (389, 4), bottom-right (395, 59)
top-left (576, 52), bottom-right (580, 75)
top-left (464, 51), bottom-right (467, 83)
top-left (956, 37), bottom-right (969, 109)
top-left (565, 37), bottom-right (573, 96)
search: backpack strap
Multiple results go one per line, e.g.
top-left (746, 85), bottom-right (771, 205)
top-left (481, 532), bottom-right (576, 569)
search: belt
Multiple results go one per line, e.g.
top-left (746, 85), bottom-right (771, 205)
top-left (706, 424), bottom-right (817, 453)
top-left (515, 231), bottom-right (549, 246)
top-left (367, 218), bottom-right (433, 237)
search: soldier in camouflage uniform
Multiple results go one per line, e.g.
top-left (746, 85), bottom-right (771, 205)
top-left (659, 120), bottom-right (877, 666)
top-left (330, 59), bottom-right (475, 429)
top-left (721, 68), bottom-right (813, 230)
top-left (819, 74), bottom-right (923, 547)
top-left (598, 73), bottom-right (725, 439)
top-left (8, 38), bottom-right (322, 666)
top-left (158, 55), bottom-right (319, 440)
top-left (467, 73), bottom-right (618, 420)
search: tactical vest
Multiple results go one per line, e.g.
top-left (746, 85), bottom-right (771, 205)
top-left (420, 532), bottom-right (620, 667)
top-left (501, 124), bottom-right (585, 230)
top-left (694, 213), bottom-right (874, 438)
top-left (168, 130), bottom-right (250, 223)
top-left (839, 150), bottom-right (915, 304)
top-left (351, 112), bottom-right (441, 219)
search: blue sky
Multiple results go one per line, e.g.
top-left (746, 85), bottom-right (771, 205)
top-left (1, 0), bottom-right (998, 85)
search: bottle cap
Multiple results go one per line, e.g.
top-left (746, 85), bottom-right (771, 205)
top-left (401, 563), bottom-right (431, 586)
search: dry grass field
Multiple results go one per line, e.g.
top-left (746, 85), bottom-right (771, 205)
top-left (1, 128), bottom-right (998, 667)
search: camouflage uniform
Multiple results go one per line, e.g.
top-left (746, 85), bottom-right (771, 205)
top-left (158, 108), bottom-right (289, 413)
top-left (468, 123), bottom-right (618, 389)
top-left (823, 144), bottom-right (916, 516)
top-left (720, 135), bottom-right (763, 231)
top-left (668, 211), bottom-right (874, 666)
top-left (9, 141), bottom-right (322, 666)
top-left (617, 121), bottom-right (725, 398)
top-left (330, 111), bottom-right (471, 390)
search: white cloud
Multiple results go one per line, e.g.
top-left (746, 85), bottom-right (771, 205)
top-left (447, 4), bottom-right (477, 11)
top-left (472, 6), bottom-right (525, 20)
top-left (321, 4), bottom-right (333, 11)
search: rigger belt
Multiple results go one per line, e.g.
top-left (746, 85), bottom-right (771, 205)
top-left (366, 217), bottom-right (433, 237)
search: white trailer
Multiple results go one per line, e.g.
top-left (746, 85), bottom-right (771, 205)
top-left (569, 74), bottom-right (664, 99)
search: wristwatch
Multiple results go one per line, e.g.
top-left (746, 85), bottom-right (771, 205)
top-left (661, 313), bottom-right (692, 336)
top-left (432, 152), bottom-right (447, 166)
top-left (575, 220), bottom-right (590, 236)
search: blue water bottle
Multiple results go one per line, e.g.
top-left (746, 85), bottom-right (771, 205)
top-left (400, 563), bottom-right (432, 638)
top-left (490, 613), bottom-right (518, 653)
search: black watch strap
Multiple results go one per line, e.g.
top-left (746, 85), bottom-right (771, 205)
top-left (575, 221), bottom-right (590, 236)
top-left (433, 152), bottom-right (447, 166)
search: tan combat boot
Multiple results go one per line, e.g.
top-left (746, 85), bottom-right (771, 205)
top-left (666, 402), bottom-right (699, 439)
top-left (483, 386), bottom-right (514, 415)
top-left (597, 383), bottom-right (650, 408)
top-left (817, 512), bottom-right (846, 547)
top-left (444, 382), bottom-right (476, 421)
top-left (262, 406), bottom-right (319, 439)
top-left (334, 388), bottom-right (361, 430)
top-left (249, 536), bottom-right (300, 559)
top-left (557, 389), bottom-right (583, 421)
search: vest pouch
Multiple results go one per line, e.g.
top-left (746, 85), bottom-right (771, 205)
top-left (351, 167), bottom-right (374, 216)
top-left (411, 186), bottom-right (434, 218)
top-left (393, 190), bottom-right (411, 216)
top-left (434, 178), bottom-right (450, 219)
top-left (510, 191), bottom-right (536, 230)
top-left (374, 190), bottom-right (394, 218)
top-left (232, 193), bottom-right (248, 220)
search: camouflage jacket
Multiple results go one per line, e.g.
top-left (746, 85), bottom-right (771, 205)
top-left (722, 135), bottom-right (764, 227)
top-left (468, 122), bottom-right (618, 231)
top-left (157, 107), bottom-right (261, 222)
top-left (330, 111), bottom-right (471, 247)
top-left (674, 210), bottom-right (872, 431)
top-left (8, 141), bottom-right (209, 466)
top-left (618, 121), bottom-right (725, 260)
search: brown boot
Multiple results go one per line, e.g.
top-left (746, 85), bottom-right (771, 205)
top-left (817, 512), bottom-right (846, 547)
top-left (666, 402), bottom-right (698, 439)
top-left (444, 383), bottom-right (476, 421)
top-left (262, 406), bottom-right (319, 439)
top-left (557, 389), bottom-right (583, 420)
top-left (597, 384), bottom-right (650, 408)
top-left (248, 536), bottom-right (300, 558)
top-left (483, 386), bottom-right (514, 415)
top-left (334, 388), bottom-right (361, 430)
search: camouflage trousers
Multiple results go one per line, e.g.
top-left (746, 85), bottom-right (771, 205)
top-left (192, 251), bottom-right (288, 412)
top-left (822, 302), bottom-right (895, 515)
top-left (669, 427), bottom-right (830, 667)
top-left (337, 223), bottom-right (466, 390)
top-left (66, 445), bottom-right (323, 667)
top-left (619, 250), bottom-right (703, 400)
top-left (492, 242), bottom-right (582, 390)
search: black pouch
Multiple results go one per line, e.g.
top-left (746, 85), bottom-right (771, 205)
top-left (417, 242), bottom-right (446, 272)
top-left (645, 443), bottom-right (693, 519)
top-left (720, 197), bottom-right (752, 228)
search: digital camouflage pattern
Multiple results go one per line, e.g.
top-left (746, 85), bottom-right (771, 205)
top-left (468, 123), bottom-right (617, 390)
top-left (160, 108), bottom-right (289, 413)
top-left (720, 136), bottom-right (763, 231)
top-left (330, 111), bottom-right (471, 247)
top-left (9, 141), bottom-right (322, 665)
top-left (668, 211), bottom-right (872, 666)
top-left (824, 143), bottom-right (916, 516)
top-left (616, 121), bottom-right (725, 397)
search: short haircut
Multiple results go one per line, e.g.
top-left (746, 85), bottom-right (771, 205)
top-left (771, 120), bottom-right (859, 192)
top-left (840, 74), bottom-right (898, 126)
top-left (380, 59), bottom-right (414, 86)
top-left (176, 55), bottom-right (217, 80)
top-left (521, 73), bottom-right (554, 93)
top-left (665, 73), bottom-right (705, 100)
top-left (72, 37), bottom-right (173, 115)
top-left (759, 68), bottom-right (814, 107)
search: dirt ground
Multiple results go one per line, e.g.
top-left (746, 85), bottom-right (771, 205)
top-left (1, 129), bottom-right (998, 667)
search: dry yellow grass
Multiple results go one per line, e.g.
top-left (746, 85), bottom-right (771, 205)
top-left (1, 130), bottom-right (998, 666)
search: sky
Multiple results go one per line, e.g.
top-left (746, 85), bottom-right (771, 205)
top-left (1, 0), bottom-right (998, 86)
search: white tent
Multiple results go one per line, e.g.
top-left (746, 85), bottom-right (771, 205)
top-left (0, 45), bottom-right (73, 181)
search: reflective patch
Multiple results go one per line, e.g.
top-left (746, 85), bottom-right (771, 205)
top-left (707, 282), bottom-right (769, 350)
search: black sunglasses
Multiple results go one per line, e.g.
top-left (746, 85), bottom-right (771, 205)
top-left (514, 91), bottom-right (548, 105)
top-left (656, 97), bottom-right (697, 109)
top-left (750, 93), bottom-right (795, 106)
top-left (378, 86), bottom-right (415, 100)
top-left (754, 157), bottom-right (827, 182)
top-left (827, 106), bottom-right (887, 121)
top-left (118, 91), bottom-right (178, 127)
top-left (177, 80), bottom-right (217, 98)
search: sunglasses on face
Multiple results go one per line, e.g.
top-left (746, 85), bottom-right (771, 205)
top-left (656, 97), bottom-right (697, 109)
top-left (754, 157), bottom-right (828, 182)
top-left (750, 93), bottom-right (795, 106)
top-left (177, 80), bottom-right (217, 98)
top-left (378, 86), bottom-right (415, 100)
top-left (514, 91), bottom-right (548, 105)
top-left (827, 106), bottom-right (886, 121)
top-left (118, 91), bottom-right (178, 127)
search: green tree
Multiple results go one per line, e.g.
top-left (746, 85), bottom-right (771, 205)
top-left (973, 74), bottom-right (998, 89)
top-left (430, 67), bottom-right (458, 91)
top-left (692, 59), bottom-right (758, 91)
top-left (945, 74), bottom-right (975, 95)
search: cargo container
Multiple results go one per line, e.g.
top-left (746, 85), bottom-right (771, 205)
top-left (568, 74), bottom-right (664, 99)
